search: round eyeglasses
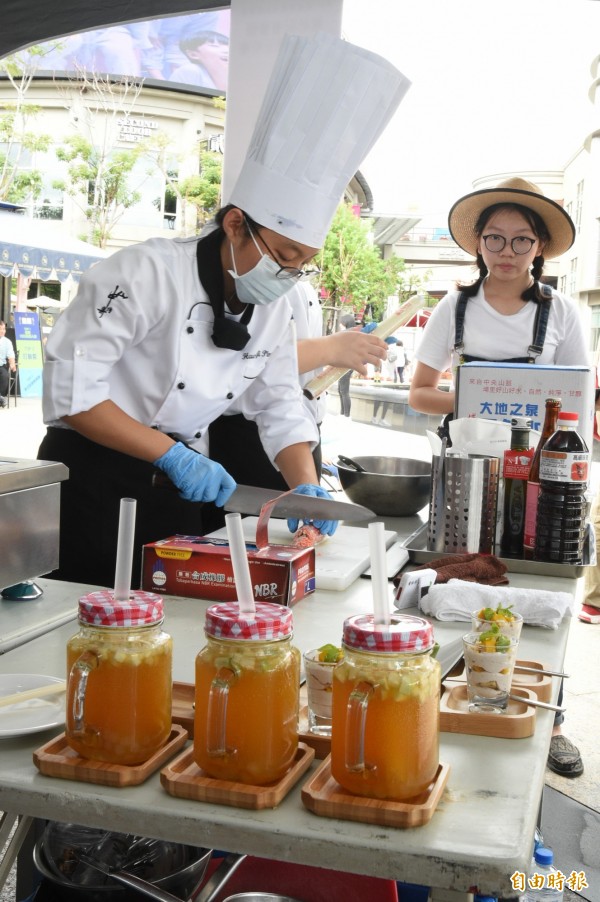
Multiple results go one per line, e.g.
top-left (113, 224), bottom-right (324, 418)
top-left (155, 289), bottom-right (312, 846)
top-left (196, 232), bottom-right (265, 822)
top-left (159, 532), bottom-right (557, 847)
top-left (482, 234), bottom-right (537, 255)
top-left (253, 227), bottom-right (321, 281)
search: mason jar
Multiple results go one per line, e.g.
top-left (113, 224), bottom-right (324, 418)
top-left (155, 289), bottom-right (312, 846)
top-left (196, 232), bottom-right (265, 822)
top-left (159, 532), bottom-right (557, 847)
top-left (66, 590), bottom-right (172, 765)
top-left (194, 601), bottom-right (300, 785)
top-left (331, 613), bottom-right (440, 801)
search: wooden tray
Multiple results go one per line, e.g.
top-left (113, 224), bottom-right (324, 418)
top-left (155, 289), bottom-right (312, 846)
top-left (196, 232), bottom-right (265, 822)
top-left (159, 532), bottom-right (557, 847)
top-left (301, 756), bottom-right (450, 828)
top-left (445, 659), bottom-right (553, 703)
top-left (33, 725), bottom-right (188, 786)
top-left (440, 684), bottom-right (536, 738)
top-left (160, 742), bottom-right (315, 809)
top-left (172, 681), bottom-right (195, 736)
top-left (512, 661), bottom-right (553, 702)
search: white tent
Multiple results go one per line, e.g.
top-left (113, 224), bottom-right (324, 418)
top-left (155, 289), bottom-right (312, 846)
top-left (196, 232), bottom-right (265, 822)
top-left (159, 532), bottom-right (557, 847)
top-left (0, 208), bottom-right (106, 283)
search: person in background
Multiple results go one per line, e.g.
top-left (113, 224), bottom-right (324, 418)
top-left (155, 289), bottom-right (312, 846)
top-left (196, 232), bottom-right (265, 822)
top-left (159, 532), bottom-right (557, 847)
top-left (171, 31), bottom-right (229, 90)
top-left (395, 340), bottom-right (407, 383)
top-left (336, 313), bottom-right (358, 418)
top-left (409, 177), bottom-right (588, 779)
top-left (580, 384), bottom-right (600, 623)
top-left (209, 284), bottom-right (387, 490)
top-left (0, 320), bottom-right (16, 408)
top-left (37, 32), bottom-right (408, 589)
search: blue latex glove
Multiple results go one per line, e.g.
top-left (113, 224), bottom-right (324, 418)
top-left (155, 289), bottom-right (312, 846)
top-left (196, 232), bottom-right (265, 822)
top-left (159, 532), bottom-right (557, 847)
top-left (287, 483), bottom-right (339, 537)
top-left (154, 442), bottom-right (236, 506)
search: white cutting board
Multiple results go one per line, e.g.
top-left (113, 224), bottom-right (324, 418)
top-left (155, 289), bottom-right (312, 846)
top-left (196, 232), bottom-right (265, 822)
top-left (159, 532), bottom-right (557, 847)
top-left (210, 518), bottom-right (397, 591)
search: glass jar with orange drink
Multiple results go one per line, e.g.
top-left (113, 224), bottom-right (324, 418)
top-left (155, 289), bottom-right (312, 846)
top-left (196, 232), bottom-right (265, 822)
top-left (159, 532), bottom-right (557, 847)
top-left (194, 601), bottom-right (300, 785)
top-left (331, 613), bottom-right (440, 801)
top-left (66, 591), bottom-right (173, 765)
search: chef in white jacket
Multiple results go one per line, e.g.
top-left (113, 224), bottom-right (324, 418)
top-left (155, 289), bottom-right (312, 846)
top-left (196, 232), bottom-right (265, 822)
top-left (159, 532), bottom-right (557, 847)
top-left (39, 32), bottom-right (410, 587)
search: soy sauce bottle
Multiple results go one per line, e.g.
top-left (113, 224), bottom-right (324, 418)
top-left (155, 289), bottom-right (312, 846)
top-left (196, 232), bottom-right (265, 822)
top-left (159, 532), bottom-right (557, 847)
top-left (523, 398), bottom-right (562, 559)
top-left (534, 412), bottom-right (589, 563)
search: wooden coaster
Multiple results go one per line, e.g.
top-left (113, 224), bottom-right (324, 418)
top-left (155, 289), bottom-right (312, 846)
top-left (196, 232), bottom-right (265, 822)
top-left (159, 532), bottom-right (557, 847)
top-left (301, 756), bottom-right (450, 828)
top-left (161, 742), bottom-right (315, 809)
top-left (440, 684), bottom-right (536, 738)
top-left (172, 681), bottom-right (195, 737)
top-left (33, 725), bottom-right (188, 786)
top-left (511, 660), bottom-right (553, 702)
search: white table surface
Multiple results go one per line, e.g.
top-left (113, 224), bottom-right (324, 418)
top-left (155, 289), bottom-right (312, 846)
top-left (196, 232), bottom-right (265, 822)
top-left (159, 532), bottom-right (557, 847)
top-left (0, 562), bottom-right (576, 897)
top-left (0, 580), bottom-right (80, 654)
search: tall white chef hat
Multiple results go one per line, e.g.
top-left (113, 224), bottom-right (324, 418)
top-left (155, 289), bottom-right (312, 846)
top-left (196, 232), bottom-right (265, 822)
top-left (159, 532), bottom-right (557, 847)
top-left (227, 32), bottom-right (411, 249)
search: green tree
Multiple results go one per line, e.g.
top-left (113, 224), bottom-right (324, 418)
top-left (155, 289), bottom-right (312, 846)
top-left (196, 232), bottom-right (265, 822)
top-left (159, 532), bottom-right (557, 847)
top-left (143, 130), bottom-right (223, 236)
top-left (0, 48), bottom-right (53, 203)
top-left (54, 72), bottom-right (145, 247)
top-left (316, 204), bottom-right (407, 325)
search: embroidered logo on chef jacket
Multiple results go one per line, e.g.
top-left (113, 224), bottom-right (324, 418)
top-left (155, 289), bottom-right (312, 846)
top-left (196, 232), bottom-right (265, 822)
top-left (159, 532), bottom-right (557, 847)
top-left (98, 285), bottom-right (128, 318)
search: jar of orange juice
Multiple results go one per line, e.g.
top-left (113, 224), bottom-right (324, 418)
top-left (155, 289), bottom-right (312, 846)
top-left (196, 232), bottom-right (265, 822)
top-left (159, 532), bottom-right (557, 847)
top-left (331, 613), bottom-right (440, 801)
top-left (194, 601), bottom-right (300, 785)
top-left (66, 591), bottom-right (172, 765)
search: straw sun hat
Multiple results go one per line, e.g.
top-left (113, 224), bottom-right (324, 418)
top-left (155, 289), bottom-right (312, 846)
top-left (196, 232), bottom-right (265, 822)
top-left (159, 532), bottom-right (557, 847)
top-left (447, 177), bottom-right (575, 260)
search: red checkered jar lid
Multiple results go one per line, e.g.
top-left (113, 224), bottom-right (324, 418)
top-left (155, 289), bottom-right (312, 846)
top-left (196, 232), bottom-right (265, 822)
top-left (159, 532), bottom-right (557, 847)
top-left (342, 613), bottom-right (434, 654)
top-left (78, 590), bottom-right (164, 627)
top-left (205, 602), bottom-right (293, 641)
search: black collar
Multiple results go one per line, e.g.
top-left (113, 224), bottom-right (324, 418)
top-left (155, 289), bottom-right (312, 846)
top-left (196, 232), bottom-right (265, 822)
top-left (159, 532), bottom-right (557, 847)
top-left (196, 227), bottom-right (254, 350)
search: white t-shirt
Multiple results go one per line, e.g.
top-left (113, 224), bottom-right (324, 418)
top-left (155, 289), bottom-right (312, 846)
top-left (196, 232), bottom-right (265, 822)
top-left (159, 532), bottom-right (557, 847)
top-left (415, 283), bottom-right (589, 373)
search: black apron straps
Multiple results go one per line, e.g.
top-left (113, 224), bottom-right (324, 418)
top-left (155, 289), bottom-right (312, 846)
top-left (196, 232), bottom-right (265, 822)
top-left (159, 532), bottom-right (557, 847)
top-left (454, 284), bottom-right (552, 365)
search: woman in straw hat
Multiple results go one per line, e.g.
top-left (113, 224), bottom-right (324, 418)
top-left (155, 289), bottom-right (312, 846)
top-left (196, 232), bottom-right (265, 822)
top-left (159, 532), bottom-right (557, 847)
top-left (409, 177), bottom-right (588, 417)
top-left (409, 177), bottom-right (587, 779)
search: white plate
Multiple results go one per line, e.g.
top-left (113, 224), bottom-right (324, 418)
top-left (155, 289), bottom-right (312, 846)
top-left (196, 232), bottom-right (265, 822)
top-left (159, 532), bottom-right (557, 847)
top-left (0, 674), bottom-right (65, 738)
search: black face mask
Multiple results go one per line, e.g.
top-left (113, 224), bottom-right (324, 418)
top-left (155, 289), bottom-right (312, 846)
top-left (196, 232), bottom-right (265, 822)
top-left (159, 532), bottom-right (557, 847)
top-left (196, 227), bottom-right (254, 350)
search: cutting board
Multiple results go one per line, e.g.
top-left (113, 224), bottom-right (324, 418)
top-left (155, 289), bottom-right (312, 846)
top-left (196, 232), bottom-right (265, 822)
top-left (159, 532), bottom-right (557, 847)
top-left (209, 519), bottom-right (397, 591)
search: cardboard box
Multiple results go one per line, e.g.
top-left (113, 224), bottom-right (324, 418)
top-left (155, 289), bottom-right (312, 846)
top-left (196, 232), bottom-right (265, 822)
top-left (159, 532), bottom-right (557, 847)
top-left (142, 534), bottom-right (315, 607)
top-left (456, 363), bottom-right (595, 451)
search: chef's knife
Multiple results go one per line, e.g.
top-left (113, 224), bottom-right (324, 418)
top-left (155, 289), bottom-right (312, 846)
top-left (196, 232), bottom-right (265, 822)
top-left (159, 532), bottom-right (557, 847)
top-left (152, 471), bottom-right (375, 521)
top-left (224, 485), bottom-right (375, 522)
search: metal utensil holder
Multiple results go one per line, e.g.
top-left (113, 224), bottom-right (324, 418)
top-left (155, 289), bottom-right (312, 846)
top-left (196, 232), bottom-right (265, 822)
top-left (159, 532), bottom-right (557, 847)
top-left (427, 453), bottom-right (500, 554)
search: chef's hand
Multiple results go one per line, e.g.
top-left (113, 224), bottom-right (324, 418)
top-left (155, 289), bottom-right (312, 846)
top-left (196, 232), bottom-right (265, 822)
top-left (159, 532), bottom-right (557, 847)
top-left (154, 442), bottom-right (236, 506)
top-left (287, 484), bottom-right (339, 536)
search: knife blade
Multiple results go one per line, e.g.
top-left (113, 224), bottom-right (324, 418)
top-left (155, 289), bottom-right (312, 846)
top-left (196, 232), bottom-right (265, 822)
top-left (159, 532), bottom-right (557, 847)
top-left (224, 485), bottom-right (376, 522)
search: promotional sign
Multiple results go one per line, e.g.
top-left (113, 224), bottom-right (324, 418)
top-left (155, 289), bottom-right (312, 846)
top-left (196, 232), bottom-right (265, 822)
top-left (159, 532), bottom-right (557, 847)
top-left (456, 362), bottom-right (595, 452)
top-left (14, 311), bottom-right (43, 398)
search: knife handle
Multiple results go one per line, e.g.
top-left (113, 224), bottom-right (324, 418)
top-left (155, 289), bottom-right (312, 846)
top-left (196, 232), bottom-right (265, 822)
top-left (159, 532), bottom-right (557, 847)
top-left (152, 470), bottom-right (177, 490)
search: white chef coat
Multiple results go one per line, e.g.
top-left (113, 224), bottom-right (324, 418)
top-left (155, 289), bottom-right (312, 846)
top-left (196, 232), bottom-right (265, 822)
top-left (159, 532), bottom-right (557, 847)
top-left (42, 235), bottom-right (318, 464)
top-left (416, 282), bottom-right (589, 374)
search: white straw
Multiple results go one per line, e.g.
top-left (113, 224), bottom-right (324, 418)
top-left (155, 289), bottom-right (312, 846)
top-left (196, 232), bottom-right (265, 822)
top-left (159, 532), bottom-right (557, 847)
top-left (114, 497), bottom-right (137, 602)
top-left (225, 512), bottom-right (256, 614)
top-left (369, 521), bottom-right (390, 625)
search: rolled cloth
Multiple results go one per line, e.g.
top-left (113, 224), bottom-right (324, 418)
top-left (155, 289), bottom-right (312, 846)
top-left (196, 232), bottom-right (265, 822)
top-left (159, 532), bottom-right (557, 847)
top-left (418, 579), bottom-right (574, 629)
top-left (410, 553), bottom-right (509, 586)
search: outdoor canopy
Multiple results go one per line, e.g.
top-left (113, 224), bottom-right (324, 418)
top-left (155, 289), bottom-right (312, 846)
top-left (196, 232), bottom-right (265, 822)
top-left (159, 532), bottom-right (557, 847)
top-left (0, 0), bottom-right (229, 59)
top-left (0, 208), bottom-right (106, 282)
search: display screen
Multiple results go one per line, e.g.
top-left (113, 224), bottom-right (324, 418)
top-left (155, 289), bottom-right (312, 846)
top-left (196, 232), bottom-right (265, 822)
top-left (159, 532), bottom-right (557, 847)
top-left (28, 10), bottom-right (231, 94)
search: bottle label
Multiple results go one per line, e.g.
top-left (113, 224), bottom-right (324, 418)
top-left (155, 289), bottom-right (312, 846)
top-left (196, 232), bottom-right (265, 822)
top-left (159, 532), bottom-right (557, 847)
top-left (523, 481), bottom-right (541, 551)
top-left (504, 448), bottom-right (534, 479)
top-left (539, 450), bottom-right (589, 483)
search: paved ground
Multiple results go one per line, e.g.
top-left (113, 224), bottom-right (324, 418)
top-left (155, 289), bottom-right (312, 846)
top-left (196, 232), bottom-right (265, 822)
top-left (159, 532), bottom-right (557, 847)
top-left (1, 398), bottom-right (598, 899)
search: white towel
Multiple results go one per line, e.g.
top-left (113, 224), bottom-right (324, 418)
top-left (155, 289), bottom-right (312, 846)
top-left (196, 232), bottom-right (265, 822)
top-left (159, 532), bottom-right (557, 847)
top-left (419, 579), bottom-right (574, 629)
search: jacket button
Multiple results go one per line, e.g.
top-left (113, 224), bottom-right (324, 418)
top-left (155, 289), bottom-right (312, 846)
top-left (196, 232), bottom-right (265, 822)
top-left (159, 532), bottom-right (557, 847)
top-left (195, 431), bottom-right (201, 439)
top-left (226, 392), bottom-right (233, 399)
top-left (187, 326), bottom-right (194, 334)
top-left (177, 382), bottom-right (185, 390)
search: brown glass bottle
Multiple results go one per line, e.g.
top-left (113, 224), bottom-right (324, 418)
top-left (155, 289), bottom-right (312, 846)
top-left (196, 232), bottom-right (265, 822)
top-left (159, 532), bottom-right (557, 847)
top-left (500, 416), bottom-right (532, 558)
top-left (523, 398), bottom-right (562, 559)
